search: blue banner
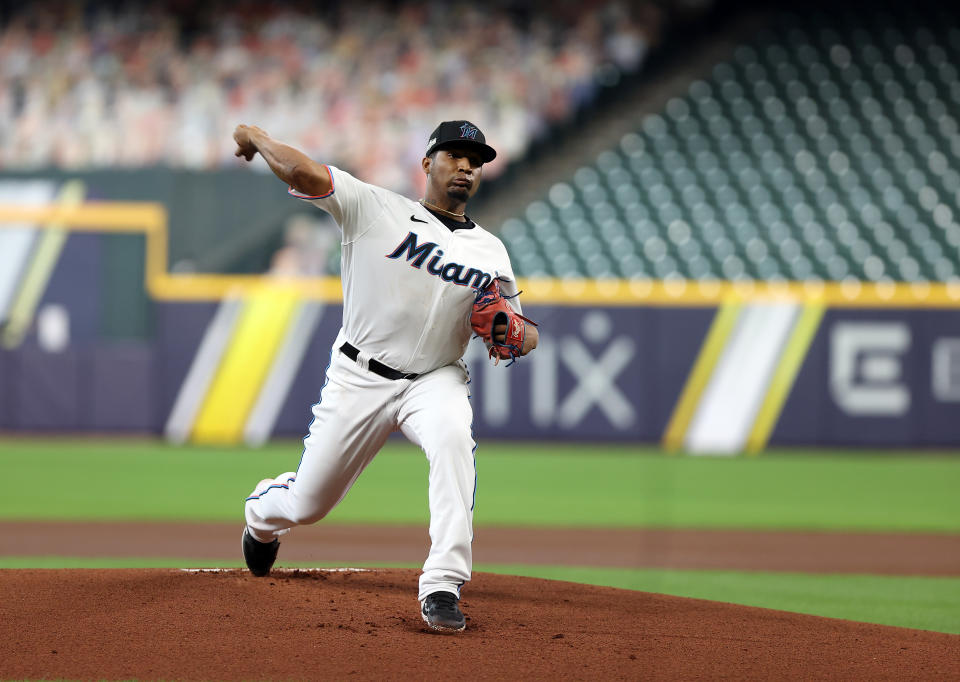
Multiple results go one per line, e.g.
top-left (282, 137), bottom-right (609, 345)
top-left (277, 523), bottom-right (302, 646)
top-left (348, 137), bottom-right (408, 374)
top-left (2, 299), bottom-right (959, 448)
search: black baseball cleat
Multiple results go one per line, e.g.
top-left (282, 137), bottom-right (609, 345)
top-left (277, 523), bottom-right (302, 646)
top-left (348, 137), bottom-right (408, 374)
top-left (420, 591), bottom-right (466, 633)
top-left (242, 527), bottom-right (279, 577)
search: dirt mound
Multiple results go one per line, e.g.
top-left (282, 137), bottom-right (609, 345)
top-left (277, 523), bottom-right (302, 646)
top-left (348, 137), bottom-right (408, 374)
top-left (1, 568), bottom-right (957, 680)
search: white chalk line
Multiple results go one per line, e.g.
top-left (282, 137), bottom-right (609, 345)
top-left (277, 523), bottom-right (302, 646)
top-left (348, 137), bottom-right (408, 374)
top-left (179, 567), bottom-right (375, 574)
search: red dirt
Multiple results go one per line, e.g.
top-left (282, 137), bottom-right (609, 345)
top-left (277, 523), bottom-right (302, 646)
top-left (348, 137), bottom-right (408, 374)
top-left (1, 568), bottom-right (958, 681)
top-left (5, 521), bottom-right (960, 575)
top-left (3, 522), bottom-right (958, 679)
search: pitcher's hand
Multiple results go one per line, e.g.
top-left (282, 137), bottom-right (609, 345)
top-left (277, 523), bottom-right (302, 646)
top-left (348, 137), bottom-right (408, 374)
top-left (233, 124), bottom-right (266, 162)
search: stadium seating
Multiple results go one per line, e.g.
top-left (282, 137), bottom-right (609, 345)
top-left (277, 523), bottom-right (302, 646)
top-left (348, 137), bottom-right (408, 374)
top-left (0, 1), bottom-right (657, 199)
top-left (501, 9), bottom-right (960, 282)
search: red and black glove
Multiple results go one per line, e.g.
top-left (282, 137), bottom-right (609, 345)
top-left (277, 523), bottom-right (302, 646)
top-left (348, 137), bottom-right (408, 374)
top-left (470, 279), bottom-right (537, 365)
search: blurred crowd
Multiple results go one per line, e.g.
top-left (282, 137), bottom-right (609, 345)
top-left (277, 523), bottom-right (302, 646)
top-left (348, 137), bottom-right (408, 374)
top-left (0, 0), bottom-right (664, 196)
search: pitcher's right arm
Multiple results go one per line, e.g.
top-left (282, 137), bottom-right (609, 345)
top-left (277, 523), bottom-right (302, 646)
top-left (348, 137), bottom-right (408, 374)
top-left (233, 124), bottom-right (332, 198)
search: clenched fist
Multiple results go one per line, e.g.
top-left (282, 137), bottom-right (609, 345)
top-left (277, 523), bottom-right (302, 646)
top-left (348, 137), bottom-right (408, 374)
top-left (234, 124), bottom-right (266, 162)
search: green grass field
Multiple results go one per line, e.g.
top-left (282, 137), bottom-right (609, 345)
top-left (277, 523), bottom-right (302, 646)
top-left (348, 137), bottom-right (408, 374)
top-left (3, 438), bottom-right (959, 530)
top-left (2, 438), bottom-right (959, 634)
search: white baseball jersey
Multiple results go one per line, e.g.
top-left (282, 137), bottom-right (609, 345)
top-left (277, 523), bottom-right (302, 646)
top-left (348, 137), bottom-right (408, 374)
top-left (290, 164), bottom-right (520, 374)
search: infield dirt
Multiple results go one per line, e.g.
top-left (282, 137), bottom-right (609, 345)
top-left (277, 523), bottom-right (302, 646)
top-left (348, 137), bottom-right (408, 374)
top-left (5, 521), bottom-right (960, 574)
top-left (2, 568), bottom-right (959, 681)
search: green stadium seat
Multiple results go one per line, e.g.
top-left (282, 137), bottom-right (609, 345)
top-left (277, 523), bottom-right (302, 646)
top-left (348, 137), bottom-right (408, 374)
top-left (503, 7), bottom-right (960, 281)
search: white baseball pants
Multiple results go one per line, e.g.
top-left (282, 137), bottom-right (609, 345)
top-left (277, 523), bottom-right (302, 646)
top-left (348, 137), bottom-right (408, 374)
top-left (244, 347), bottom-right (476, 601)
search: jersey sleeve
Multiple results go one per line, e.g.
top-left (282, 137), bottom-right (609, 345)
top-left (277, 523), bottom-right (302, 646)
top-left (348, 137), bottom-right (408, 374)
top-left (288, 165), bottom-right (384, 240)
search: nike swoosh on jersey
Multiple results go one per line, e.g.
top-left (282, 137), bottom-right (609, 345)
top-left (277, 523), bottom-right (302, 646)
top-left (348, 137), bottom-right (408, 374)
top-left (410, 215), bottom-right (428, 223)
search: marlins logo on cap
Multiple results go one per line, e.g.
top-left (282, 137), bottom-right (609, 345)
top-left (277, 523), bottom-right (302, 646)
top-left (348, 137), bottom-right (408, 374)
top-left (426, 120), bottom-right (496, 163)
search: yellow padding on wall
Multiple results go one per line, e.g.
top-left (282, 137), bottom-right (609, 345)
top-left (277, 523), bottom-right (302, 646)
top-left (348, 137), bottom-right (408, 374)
top-left (745, 303), bottom-right (825, 454)
top-left (192, 284), bottom-right (300, 444)
top-left (661, 301), bottom-right (742, 453)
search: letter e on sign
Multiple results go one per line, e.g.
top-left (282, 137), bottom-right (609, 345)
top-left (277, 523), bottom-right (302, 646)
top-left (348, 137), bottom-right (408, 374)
top-left (830, 322), bottom-right (911, 416)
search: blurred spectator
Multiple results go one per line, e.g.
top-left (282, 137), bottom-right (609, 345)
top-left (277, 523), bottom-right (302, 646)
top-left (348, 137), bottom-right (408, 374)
top-left (269, 212), bottom-right (340, 277)
top-left (0, 0), bottom-right (664, 196)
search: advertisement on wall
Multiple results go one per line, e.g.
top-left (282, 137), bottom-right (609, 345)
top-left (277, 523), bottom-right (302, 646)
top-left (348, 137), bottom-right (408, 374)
top-left (2, 294), bottom-right (959, 448)
top-left (775, 309), bottom-right (960, 447)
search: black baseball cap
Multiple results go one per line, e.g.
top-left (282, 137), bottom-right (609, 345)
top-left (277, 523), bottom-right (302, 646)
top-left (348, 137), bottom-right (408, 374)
top-left (425, 120), bottom-right (497, 163)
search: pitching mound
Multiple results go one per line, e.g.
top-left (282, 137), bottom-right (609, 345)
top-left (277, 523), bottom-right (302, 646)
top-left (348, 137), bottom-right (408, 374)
top-left (2, 568), bottom-right (957, 680)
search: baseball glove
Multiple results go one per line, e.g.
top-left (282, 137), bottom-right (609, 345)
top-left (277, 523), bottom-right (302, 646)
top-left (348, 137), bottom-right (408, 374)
top-left (470, 279), bottom-right (537, 365)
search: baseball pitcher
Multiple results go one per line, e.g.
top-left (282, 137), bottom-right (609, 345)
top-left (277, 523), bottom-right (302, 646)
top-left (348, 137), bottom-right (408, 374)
top-left (233, 120), bottom-right (538, 632)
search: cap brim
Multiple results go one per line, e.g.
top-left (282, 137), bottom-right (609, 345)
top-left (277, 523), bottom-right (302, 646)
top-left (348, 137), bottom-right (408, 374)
top-left (427, 140), bottom-right (497, 163)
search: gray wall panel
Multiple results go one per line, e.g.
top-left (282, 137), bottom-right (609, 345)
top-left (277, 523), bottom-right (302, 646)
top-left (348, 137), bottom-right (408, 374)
top-left (90, 343), bottom-right (157, 431)
top-left (15, 347), bottom-right (81, 430)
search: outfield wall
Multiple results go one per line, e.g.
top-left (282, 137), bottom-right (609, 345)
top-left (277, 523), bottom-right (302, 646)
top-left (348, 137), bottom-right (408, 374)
top-left (1, 295), bottom-right (958, 449)
top-left (1, 197), bottom-right (959, 449)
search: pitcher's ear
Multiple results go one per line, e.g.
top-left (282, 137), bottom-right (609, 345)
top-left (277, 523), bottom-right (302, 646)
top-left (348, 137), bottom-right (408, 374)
top-left (422, 156), bottom-right (432, 175)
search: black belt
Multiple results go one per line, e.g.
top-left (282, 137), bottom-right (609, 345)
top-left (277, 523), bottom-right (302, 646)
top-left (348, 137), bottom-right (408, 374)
top-left (340, 343), bottom-right (419, 381)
